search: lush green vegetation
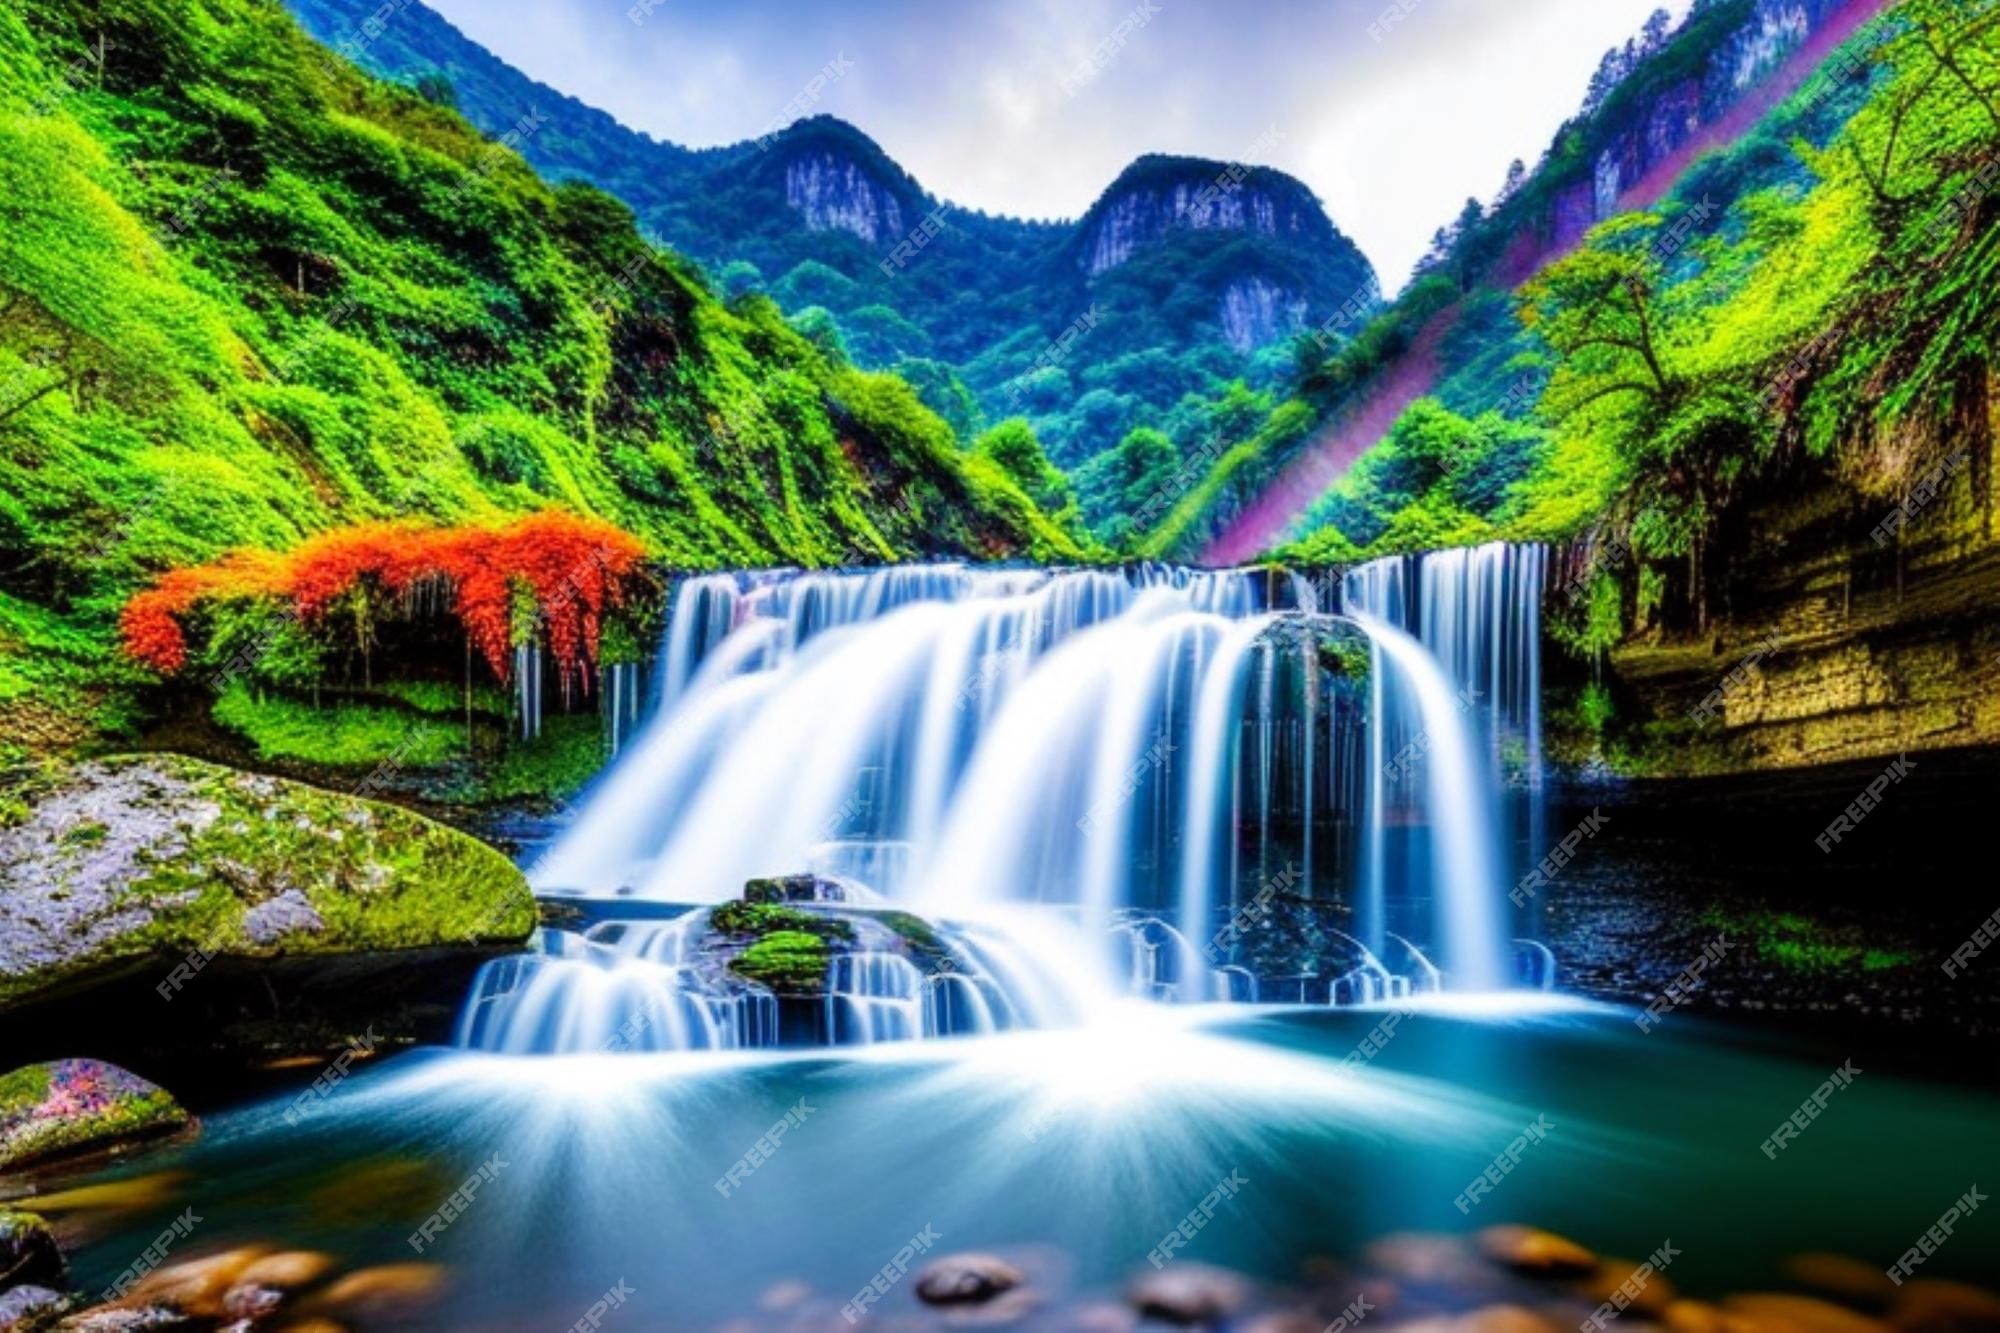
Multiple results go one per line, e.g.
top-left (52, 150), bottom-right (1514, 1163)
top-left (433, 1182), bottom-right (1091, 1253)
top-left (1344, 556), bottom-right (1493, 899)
top-left (0, 0), bottom-right (1088, 765)
top-left (1271, 0), bottom-right (1998, 640)
top-left (282, 0), bottom-right (1379, 503)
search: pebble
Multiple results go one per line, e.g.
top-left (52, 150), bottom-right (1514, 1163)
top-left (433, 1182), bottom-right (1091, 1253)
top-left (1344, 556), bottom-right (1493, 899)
top-left (1128, 1263), bottom-right (1250, 1325)
top-left (915, 1252), bottom-right (1027, 1306)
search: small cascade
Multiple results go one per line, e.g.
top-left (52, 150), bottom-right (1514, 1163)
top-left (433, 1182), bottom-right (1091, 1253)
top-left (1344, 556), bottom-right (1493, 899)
top-left (514, 643), bottom-right (545, 741)
top-left (466, 548), bottom-right (1551, 1054)
top-left (601, 661), bottom-right (644, 757)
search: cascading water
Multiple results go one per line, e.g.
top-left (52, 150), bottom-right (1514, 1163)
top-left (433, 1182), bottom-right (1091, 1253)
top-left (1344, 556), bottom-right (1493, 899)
top-left (463, 548), bottom-right (1549, 1054)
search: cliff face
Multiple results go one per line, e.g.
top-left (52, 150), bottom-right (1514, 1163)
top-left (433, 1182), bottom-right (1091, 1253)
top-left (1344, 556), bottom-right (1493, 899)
top-left (780, 149), bottom-right (909, 244)
top-left (1078, 165), bottom-right (1324, 276)
top-left (1598, 387), bottom-right (2000, 775)
top-left (1550, 0), bottom-right (1861, 251)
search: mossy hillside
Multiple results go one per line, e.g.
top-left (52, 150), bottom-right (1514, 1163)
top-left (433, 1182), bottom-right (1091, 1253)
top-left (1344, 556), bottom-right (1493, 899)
top-left (0, 0), bottom-right (1091, 760)
top-left (0, 753), bottom-right (534, 1008)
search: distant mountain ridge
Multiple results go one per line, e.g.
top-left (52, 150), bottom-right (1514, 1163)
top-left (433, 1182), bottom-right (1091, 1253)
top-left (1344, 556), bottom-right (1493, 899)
top-left (283, 0), bottom-right (1378, 469)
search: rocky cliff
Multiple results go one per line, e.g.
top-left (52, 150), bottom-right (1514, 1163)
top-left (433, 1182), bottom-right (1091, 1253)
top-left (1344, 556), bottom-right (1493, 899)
top-left (1591, 391), bottom-right (1999, 775)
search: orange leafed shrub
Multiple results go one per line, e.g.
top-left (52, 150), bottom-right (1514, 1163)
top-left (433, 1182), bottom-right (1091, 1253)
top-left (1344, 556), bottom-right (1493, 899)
top-left (121, 512), bottom-right (649, 684)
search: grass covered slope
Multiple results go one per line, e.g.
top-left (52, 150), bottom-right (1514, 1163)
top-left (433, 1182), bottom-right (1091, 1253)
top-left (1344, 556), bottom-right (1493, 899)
top-left (0, 0), bottom-right (1086, 759)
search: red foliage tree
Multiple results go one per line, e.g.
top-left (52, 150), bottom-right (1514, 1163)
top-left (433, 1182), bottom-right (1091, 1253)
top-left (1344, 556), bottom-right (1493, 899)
top-left (121, 511), bottom-right (649, 687)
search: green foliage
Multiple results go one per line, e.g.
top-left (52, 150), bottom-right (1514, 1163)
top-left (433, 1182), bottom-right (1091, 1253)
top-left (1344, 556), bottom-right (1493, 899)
top-left (0, 0), bottom-right (1088, 755)
top-left (729, 929), bottom-right (832, 994)
top-left (213, 682), bottom-right (464, 768)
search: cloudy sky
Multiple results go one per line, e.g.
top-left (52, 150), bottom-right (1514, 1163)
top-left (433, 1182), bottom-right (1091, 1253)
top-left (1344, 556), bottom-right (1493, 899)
top-left (428, 0), bottom-right (1691, 289)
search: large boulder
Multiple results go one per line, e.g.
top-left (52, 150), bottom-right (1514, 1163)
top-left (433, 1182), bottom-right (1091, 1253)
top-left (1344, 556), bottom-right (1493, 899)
top-left (0, 1062), bottom-right (188, 1173)
top-left (0, 1207), bottom-right (66, 1286)
top-left (0, 755), bottom-right (535, 1066)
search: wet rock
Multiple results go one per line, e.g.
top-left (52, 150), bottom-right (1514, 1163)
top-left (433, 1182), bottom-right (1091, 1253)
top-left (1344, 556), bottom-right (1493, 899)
top-left (305, 1263), bottom-right (447, 1319)
top-left (0, 1210), bottom-right (65, 1290)
top-left (127, 1247), bottom-right (269, 1319)
top-left (1888, 1279), bottom-right (2000, 1333)
top-left (1724, 1293), bottom-right (1889, 1333)
top-left (1663, 1299), bottom-right (1760, 1333)
top-left (0, 1062), bottom-right (189, 1173)
top-left (53, 1309), bottom-right (190, 1331)
top-left (0, 1285), bottom-right (66, 1331)
top-left (1240, 1312), bottom-right (1327, 1333)
top-left (916, 1253), bottom-right (1027, 1306)
top-left (1367, 1233), bottom-right (1486, 1286)
top-left (939, 1286), bottom-right (1041, 1326)
top-left (1457, 1307), bottom-right (1563, 1333)
top-left (1128, 1264), bottom-right (1249, 1324)
top-left (1575, 1257), bottom-right (1677, 1317)
top-left (1071, 1302), bottom-right (1138, 1332)
top-left (231, 1250), bottom-right (335, 1294)
top-left (1477, 1227), bottom-right (1599, 1278)
top-left (1783, 1255), bottom-right (1897, 1311)
top-left (219, 1283), bottom-right (283, 1321)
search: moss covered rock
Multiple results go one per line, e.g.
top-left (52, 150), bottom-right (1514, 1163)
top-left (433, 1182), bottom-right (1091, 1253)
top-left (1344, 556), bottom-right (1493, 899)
top-left (0, 1060), bottom-right (188, 1173)
top-left (0, 754), bottom-right (535, 1013)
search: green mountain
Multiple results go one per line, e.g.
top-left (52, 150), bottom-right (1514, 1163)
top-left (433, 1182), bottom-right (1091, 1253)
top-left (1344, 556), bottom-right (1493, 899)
top-left (280, 0), bottom-right (1380, 475)
top-left (0, 0), bottom-right (1086, 759)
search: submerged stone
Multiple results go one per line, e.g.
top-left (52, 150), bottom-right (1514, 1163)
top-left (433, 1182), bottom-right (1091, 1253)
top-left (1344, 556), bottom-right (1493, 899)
top-left (915, 1252), bottom-right (1026, 1306)
top-left (1128, 1264), bottom-right (1249, 1325)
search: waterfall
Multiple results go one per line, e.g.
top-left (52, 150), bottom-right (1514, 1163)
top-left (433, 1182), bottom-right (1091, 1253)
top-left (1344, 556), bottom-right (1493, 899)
top-left (473, 549), bottom-right (1547, 1054)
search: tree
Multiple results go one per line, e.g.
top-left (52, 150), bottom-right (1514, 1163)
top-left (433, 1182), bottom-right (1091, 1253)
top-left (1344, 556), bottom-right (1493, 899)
top-left (1641, 8), bottom-right (1674, 54)
top-left (974, 419), bottom-right (1074, 515)
top-left (1497, 158), bottom-right (1529, 208)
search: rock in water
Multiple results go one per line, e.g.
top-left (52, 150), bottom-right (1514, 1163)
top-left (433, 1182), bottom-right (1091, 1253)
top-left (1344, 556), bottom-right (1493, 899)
top-left (1128, 1264), bottom-right (1249, 1325)
top-left (0, 1061), bottom-right (188, 1172)
top-left (1476, 1226), bottom-right (1598, 1277)
top-left (0, 755), bottom-right (536, 1064)
top-left (0, 1208), bottom-right (65, 1288)
top-left (915, 1253), bottom-right (1026, 1306)
top-left (0, 1284), bottom-right (66, 1329)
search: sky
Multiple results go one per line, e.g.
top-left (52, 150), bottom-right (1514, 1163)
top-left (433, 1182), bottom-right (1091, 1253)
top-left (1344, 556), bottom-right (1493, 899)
top-left (428, 0), bottom-right (1693, 290)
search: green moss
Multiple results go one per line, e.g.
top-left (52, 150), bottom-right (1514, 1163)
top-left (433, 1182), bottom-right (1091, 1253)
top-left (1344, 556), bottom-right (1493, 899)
top-left (728, 929), bottom-right (833, 994)
top-left (0, 754), bottom-right (534, 1008)
top-left (709, 900), bottom-right (853, 942)
top-left (1701, 905), bottom-right (1916, 975)
top-left (437, 715), bottom-right (607, 805)
top-left (213, 684), bottom-right (465, 769)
